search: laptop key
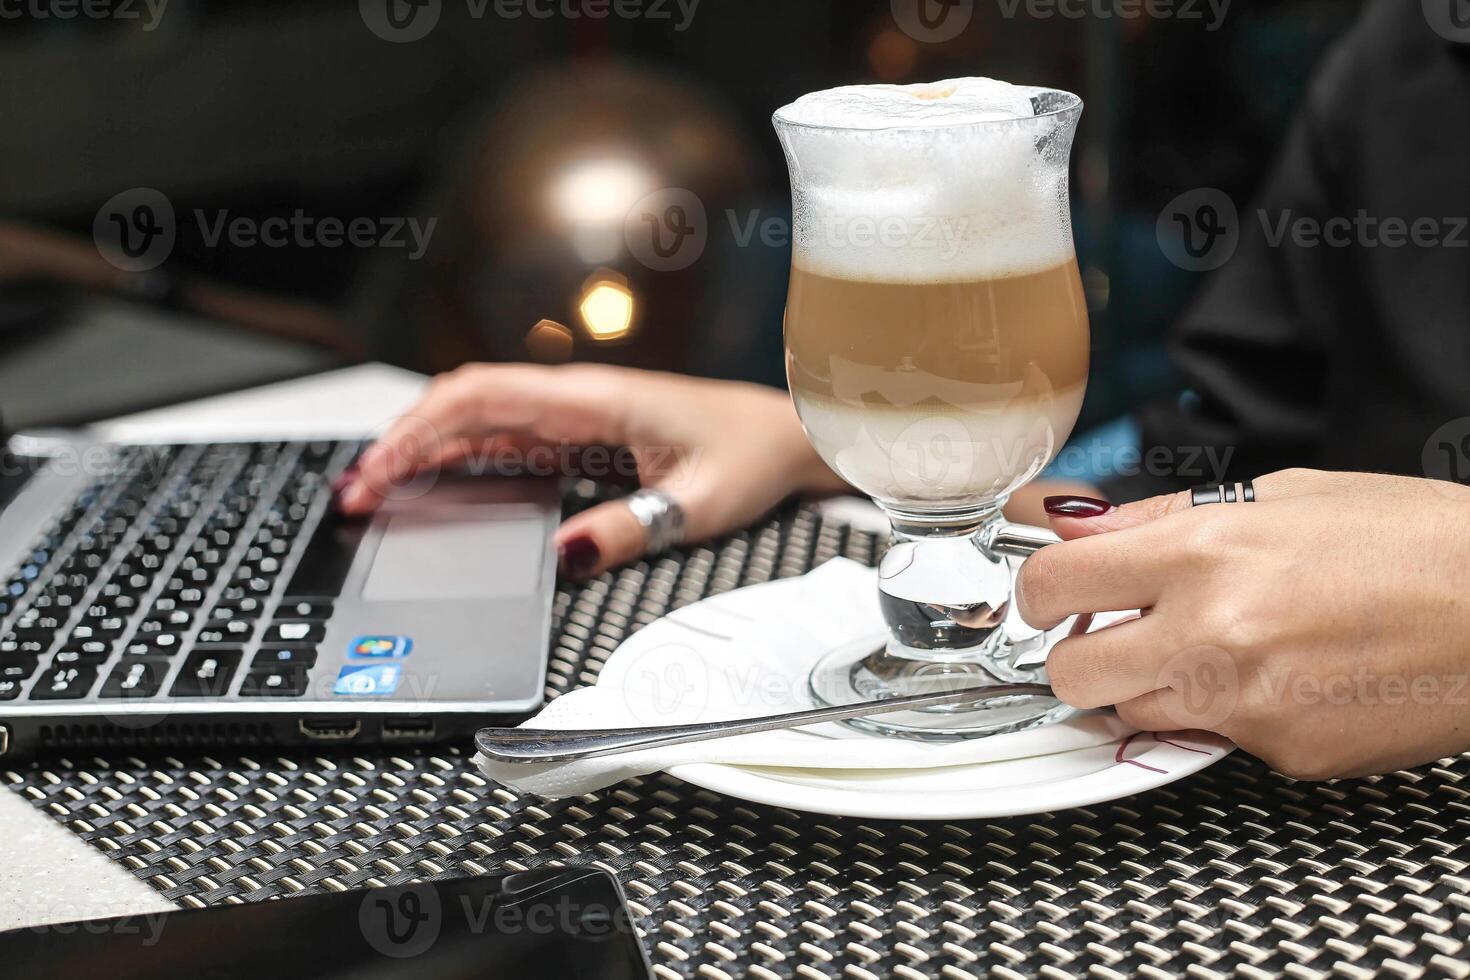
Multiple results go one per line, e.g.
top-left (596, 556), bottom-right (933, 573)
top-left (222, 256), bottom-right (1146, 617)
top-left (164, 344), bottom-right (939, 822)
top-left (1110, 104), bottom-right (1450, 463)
top-left (252, 647), bottom-right (317, 670)
top-left (278, 598), bottom-right (334, 621)
top-left (100, 661), bottom-right (166, 699)
top-left (0, 656), bottom-right (38, 680)
top-left (54, 646), bottom-right (111, 665)
top-left (264, 622), bottom-right (325, 646)
top-left (0, 678), bottom-right (21, 700)
top-left (239, 667), bottom-right (308, 698)
top-left (170, 649), bottom-right (242, 697)
top-left (69, 624), bottom-right (125, 643)
top-left (30, 665), bottom-right (98, 700)
top-left (121, 640), bottom-right (175, 659)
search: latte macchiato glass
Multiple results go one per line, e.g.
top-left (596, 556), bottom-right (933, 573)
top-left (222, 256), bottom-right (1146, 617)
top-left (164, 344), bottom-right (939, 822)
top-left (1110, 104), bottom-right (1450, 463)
top-left (775, 79), bottom-right (1087, 738)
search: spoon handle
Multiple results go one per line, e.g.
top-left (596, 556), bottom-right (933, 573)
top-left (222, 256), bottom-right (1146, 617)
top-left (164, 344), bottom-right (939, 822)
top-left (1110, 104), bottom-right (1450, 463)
top-left (475, 683), bottom-right (1056, 763)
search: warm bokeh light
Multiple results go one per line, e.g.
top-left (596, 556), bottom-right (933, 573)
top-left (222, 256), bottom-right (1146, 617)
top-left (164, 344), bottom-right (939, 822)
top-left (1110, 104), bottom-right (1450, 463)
top-left (549, 156), bottom-right (657, 264)
top-left (525, 318), bottom-right (575, 362)
top-left (866, 27), bottom-right (919, 81)
top-left (578, 272), bottom-right (636, 342)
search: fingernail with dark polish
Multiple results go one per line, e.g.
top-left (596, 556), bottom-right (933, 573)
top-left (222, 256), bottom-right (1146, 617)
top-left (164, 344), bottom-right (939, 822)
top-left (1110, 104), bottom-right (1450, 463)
top-left (1043, 495), bottom-right (1115, 518)
top-left (558, 535), bottom-right (601, 580)
top-left (331, 465), bottom-right (359, 495)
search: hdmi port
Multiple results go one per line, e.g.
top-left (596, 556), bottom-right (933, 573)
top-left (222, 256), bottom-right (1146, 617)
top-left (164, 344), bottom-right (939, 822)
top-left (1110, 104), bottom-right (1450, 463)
top-left (383, 716), bottom-right (436, 741)
top-left (299, 717), bottom-right (362, 741)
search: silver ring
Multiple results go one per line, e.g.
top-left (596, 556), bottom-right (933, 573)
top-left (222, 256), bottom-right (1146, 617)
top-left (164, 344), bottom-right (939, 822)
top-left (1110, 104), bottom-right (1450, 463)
top-left (1191, 480), bottom-right (1256, 506)
top-left (625, 489), bottom-right (687, 554)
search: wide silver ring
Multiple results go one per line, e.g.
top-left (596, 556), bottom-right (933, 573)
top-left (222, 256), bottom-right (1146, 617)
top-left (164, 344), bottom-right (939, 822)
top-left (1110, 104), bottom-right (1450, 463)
top-left (625, 489), bottom-right (687, 555)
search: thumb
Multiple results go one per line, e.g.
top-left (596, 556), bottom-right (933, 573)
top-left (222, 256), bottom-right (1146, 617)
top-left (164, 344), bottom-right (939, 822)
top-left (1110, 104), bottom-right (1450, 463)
top-left (1042, 490), bottom-right (1192, 541)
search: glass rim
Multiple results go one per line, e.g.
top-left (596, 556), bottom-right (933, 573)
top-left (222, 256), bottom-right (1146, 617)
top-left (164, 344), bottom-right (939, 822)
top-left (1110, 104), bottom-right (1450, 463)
top-left (772, 86), bottom-right (1082, 135)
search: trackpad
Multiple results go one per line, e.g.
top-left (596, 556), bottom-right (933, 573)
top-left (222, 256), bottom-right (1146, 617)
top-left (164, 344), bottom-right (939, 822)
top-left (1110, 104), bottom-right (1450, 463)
top-left (360, 506), bottom-right (546, 600)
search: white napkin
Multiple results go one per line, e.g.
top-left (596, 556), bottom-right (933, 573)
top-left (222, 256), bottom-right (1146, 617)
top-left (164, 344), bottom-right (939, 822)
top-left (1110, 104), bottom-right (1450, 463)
top-left (477, 559), bottom-right (1135, 798)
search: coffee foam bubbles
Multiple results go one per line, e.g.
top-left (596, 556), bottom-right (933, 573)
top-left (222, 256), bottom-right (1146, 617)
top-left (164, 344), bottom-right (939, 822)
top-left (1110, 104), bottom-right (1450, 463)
top-left (775, 77), bottom-right (1075, 283)
top-left (776, 77), bottom-right (1037, 129)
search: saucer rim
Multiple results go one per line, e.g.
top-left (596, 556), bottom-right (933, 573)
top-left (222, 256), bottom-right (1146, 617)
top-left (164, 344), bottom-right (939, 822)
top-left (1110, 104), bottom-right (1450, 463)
top-left (668, 733), bottom-right (1236, 820)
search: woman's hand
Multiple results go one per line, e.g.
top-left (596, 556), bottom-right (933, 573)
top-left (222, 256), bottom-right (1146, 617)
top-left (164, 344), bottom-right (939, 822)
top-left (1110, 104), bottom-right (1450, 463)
top-left (336, 363), bottom-right (847, 579)
top-left (1018, 469), bottom-right (1470, 780)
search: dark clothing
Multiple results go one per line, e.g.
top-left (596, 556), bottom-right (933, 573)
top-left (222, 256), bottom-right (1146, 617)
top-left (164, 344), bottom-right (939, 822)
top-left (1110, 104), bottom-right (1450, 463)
top-left (1104, 0), bottom-right (1470, 502)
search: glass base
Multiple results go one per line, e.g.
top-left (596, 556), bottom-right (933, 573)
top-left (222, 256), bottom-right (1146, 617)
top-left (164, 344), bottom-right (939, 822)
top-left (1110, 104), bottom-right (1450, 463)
top-left (808, 635), bottom-right (1075, 741)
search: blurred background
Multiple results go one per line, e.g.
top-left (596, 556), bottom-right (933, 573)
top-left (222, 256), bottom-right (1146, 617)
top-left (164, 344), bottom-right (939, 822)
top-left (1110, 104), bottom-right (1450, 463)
top-left (0, 0), bottom-right (1364, 433)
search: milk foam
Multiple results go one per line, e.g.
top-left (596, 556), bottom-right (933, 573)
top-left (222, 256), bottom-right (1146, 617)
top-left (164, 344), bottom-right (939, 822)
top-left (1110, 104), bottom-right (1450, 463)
top-left (775, 78), bottom-right (1077, 283)
top-left (775, 77), bottom-right (1037, 129)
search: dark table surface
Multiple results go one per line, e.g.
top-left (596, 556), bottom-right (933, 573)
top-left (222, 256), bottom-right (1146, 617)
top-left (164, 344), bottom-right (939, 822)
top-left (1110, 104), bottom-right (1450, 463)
top-left (8, 503), bottom-right (1470, 978)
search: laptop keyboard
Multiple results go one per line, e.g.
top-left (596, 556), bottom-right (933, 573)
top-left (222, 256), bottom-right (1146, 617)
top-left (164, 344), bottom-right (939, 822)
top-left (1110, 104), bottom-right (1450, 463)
top-left (0, 440), bottom-right (359, 703)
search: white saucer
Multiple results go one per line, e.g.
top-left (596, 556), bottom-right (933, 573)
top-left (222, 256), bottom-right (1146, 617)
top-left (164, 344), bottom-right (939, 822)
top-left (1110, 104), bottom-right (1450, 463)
top-left (515, 560), bottom-right (1236, 817)
top-left (643, 570), bottom-right (1235, 819)
top-left (670, 729), bottom-right (1233, 820)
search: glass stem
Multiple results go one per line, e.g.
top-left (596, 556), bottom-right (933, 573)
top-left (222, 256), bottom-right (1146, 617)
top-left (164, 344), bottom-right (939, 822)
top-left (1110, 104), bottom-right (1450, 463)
top-left (876, 505), bottom-right (1014, 665)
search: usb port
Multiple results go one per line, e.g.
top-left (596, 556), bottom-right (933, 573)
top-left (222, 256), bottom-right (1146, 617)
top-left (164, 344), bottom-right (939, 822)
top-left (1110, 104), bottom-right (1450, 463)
top-left (382, 716), bottom-right (436, 741)
top-left (299, 717), bottom-right (361, 741)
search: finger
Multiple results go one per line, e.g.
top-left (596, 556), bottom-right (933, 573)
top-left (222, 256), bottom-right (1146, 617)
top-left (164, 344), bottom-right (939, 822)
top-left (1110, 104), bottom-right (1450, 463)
top-left (554, 499), bottom-right (657, 581)
top-left (1046, 614), bottom-right (1167, 709)
top-left (338, 431), bottom-right (550, 514)
top-left (1114, 688), bottom-right (1197, 734)
top-left (1044, 489), bottom-right (1191, 541)
top-left (1044, 469), bottom-right (1324, 542)
top-left (342, 365), bottom-right (632, 513)
top-left (1016, 526), bottom-right (1176, 630)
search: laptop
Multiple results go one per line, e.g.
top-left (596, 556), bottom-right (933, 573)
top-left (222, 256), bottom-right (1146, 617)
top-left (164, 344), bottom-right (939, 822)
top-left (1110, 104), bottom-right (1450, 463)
top-left (0, 407), bottom-right (558, 759)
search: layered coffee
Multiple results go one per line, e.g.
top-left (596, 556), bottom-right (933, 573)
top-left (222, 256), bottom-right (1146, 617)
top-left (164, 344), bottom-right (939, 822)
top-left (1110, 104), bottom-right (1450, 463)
top-left (786, 262), bottom-right (1087, 510)
top-left (776, 78), bottom-right (1090, 513)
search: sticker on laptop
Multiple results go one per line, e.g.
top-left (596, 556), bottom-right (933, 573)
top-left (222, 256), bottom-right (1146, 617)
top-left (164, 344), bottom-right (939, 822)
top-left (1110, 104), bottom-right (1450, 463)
top-left (348, 636), bottom-right (413, 660)
top-left (333, 664), bottom-right (402, 697)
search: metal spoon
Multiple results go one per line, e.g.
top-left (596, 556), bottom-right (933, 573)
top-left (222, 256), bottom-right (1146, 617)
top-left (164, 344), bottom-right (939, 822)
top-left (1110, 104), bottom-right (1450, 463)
top-left (475, 683), bottom-right (1055, 764)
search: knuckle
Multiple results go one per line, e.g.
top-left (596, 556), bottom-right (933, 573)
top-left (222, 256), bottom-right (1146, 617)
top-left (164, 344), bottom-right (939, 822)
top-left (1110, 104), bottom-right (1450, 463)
top-left (1198, 599), bottom-right (1265, 653)
top-left (1179, 516), bottom-right (1234, 564)
top-left (1265, 467), bottom-right (1332, 497)
top-left (1113, 697), bottom-right (1156, 731)
top-left (1046, 643), bottom-right (1108, 709)
top-left (436, 362), bottom-right (484, 388)
top-left (1017, 551), bottom-right (1064, 621)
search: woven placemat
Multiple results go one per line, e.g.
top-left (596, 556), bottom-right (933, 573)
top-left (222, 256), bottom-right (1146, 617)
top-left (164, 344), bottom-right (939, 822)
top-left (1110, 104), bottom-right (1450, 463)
top-left (8, 503), bottom-right (1470, 978)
